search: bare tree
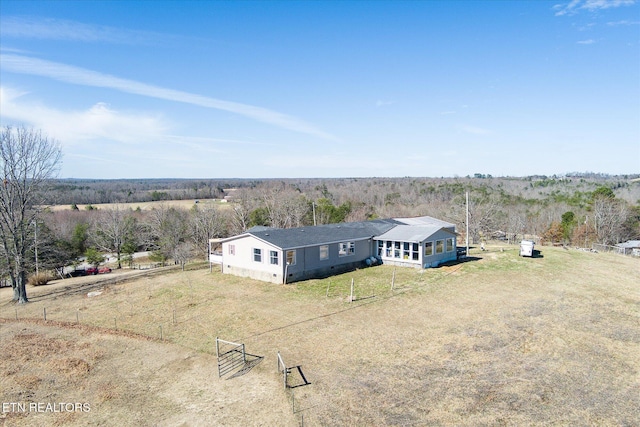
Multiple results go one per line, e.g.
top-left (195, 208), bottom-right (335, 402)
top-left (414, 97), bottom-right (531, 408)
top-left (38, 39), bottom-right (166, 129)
top-left (0, 126), bottom-right (62, 303)
top-left (228, 189), bottom-right (254, 234)
top-left (145, 204), bottom-right (188, 262)
top-left (92, 206), bottom-right (137, 269)
top-left (189, 204), bottom-right (226, 259)
top-left (593, 196), bottom-right (629, 245)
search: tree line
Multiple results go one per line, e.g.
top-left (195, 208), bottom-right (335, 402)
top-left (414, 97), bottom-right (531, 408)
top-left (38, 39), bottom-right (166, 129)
top-left (2, 125), bottom-right (638, 304)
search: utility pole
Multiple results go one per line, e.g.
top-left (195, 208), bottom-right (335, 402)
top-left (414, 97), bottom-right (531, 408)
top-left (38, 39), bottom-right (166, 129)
top-left (312, 201), bottom-right (317, 226)
top-left (465, 191), bottom-right (469, 257)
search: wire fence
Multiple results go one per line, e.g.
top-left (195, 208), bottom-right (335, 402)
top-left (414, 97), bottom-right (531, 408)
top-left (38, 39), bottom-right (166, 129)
top-left (592, 243), bottom-right (639, 256)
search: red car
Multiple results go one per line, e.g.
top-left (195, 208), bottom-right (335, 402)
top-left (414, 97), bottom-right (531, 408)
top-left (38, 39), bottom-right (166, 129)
top-left (86, 266), bottom-right (112, 275)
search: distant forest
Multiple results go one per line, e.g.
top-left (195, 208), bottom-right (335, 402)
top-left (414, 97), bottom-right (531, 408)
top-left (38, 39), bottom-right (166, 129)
top-left (45, 172), bottom-right (639, 243)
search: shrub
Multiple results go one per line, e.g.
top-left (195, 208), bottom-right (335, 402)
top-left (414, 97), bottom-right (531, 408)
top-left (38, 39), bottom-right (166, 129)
top-left (28, 272), bottom-right (53, 287)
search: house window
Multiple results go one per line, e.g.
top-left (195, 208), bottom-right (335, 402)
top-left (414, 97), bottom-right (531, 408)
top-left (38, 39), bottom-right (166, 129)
top-left (270, 250), bottom-right (278, 265)
top-left (385, 241), bottom-right (392, 257)
top-left (425, 241), bottom-right (433, 256)
top-left (253, 248), bottom-right (262, 262)
top-left (394, 242), bottom-right (401, 258)
top-left (320, 245), bottom-right (329, 260)
top-left (446, 238), bottom-right (454, 252)
top-left (228, 244), bottom-right (235, 255)
top-left (436, 240), bottom-right (444, 254)
top-left (377, 241), bottom-right (384, 256)
top-left (412, 243), bottom-right (419, 261)
top-left (286, 250), bottom-right (296, 265)
top-left (339, 241), bottom-right (355, 257)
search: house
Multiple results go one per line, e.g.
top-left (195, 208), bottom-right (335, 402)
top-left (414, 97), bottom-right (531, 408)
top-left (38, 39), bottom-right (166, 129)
top-left (213, 216), bottom-right (458, 284)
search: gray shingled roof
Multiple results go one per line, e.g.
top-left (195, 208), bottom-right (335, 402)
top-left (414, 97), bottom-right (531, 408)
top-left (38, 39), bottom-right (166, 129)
top-left (247, 219), bottom-right (399, 249)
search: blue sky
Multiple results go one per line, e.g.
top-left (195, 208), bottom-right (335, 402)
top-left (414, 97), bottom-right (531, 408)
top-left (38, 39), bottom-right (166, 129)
top-left (1, 0), bottom-right (638, 179)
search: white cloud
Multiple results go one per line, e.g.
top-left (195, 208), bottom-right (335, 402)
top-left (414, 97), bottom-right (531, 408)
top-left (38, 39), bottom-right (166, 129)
top-left (0, 16), bottom-right (167, 45)
top-left (0, 54), bottom-right (335, 140)
top-left (461, 125), bottom-right (492, 135)
top-left (375, 99), bottom-right (396, 107)
top-left (607, 19), bottom-right (640, 25)
top-left (578, 39), bottom-right (597, 44)
top-left (554, 0), bottom-right (636, 16)
top-left (0, 86), bottom-right (169, 147)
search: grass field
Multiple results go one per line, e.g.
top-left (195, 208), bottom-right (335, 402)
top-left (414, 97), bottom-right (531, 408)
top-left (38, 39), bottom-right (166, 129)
top-left (46, 198), bottom-right (231, 212)
top-left (1, 245), bottom-right (638, 426)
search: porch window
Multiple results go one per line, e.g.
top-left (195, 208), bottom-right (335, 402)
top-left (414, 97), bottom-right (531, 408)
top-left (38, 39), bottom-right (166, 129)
top-left (403, 242), bottom-right (410, 259)
top-left (385, 241), bottom-right (392, 257)
top-left (412, 243), bottom-right (419, 261)
top-left (377, 241), bottom-right (384, 256)
top-left (286, 250), bottom-right (296, 265)
top-left (253, 248), bottom-right (262, 262)
top-left (446, 238), bottom-right (454, 252)
top-left (270, 250), bottom-right (279, 265)
top-left (425, 242), bottom-right (433, 256)
top-left (394, 241), bottom-right (401, 258)
top-left (436, 240), bottom-right (444, 254)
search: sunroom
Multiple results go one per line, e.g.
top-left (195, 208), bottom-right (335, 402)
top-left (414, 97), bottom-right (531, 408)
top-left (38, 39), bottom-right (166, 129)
top-left (374, 225), bottom-right (457, 269)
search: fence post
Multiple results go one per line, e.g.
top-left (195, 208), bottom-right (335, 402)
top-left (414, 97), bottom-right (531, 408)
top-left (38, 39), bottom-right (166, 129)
top-left (391, 268), bottom-right (396, 291)
top-left (43, 307), bottom-right (46, 321)
top-left (350, 278), bottom-right (354, 303)
top-left (76, 310), bottom-right (79, 323)
top-left (160, 325), bottom-right (163, 340)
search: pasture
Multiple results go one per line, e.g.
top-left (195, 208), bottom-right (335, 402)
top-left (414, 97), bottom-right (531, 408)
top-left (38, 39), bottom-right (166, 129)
top-left (45, 198), bottom-right (231, 212)
top-left (1, 245), bottom-right (638, 426)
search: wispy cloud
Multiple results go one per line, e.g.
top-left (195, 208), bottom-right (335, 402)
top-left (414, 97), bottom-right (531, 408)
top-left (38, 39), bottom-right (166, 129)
top-left (0, 86), bottom-right (169, 147)
top-left (0, 54), bottom-right (335, 139)
top-left (461, 125), bottom-right (492, 135)
top-left (375, 99), bottom-right (395, 107)
top-left (554, 0), bottom-right (636, 16)
top-left (578, 38), bottom-right (597, 44)
top-left (0, 16), bottom-right (168, 45)
top-left (607, 19), bottom-right (640, 25)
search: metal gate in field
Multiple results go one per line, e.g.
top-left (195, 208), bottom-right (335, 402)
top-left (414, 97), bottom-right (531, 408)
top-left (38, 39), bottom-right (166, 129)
top-left (216, 337), bottom-right (246, 378)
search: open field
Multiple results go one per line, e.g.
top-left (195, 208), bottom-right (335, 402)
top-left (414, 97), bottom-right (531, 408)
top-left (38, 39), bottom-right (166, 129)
top-left (1, 245), bottom-right (639, 426)
top-left (45, 198), bottom-right (231, 212)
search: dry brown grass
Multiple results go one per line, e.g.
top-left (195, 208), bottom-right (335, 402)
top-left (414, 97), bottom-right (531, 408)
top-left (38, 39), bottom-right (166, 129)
top-left (1, 245), bottom-right (638, 426)
top-left (45, 199), bottom-right (231, 212)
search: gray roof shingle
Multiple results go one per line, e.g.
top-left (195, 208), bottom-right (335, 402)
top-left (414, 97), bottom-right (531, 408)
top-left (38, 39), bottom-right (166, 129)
top-left (248, 219), bottom-right (399, 249)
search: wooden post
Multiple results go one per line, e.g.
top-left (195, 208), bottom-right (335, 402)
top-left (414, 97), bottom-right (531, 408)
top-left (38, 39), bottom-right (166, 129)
top-left (76, 310), bottom-right (79, 323)
top-left (43, 307), bottom-right (46, 321)
top-left (114, 317), bottom-right (117, 330)
top-left (350, 278), bottom-right (354, 303)
top-left (160, 325), bottom-right (163, 340)
top-left (326, 280), bottom-right (331, 298)
top-left (391, 269), bottom-right (396, 291)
